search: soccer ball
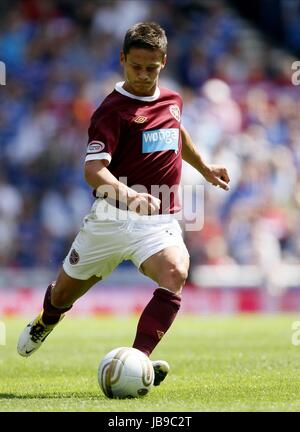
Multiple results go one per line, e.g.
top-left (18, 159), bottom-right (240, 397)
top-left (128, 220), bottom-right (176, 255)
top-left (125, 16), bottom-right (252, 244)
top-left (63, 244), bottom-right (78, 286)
top-left (98, 347), bottom-right (154, 399)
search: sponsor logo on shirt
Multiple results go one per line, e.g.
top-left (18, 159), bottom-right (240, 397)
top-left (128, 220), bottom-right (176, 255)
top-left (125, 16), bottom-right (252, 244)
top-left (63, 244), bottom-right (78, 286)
top-left (142, 128), bottom-right (179, 153)
top-left (134, 115), bottom-right (147, 123)
top-left (169, 104), bottom-right (181, 122)
top-left (87, 140), bottom-right (105, 153)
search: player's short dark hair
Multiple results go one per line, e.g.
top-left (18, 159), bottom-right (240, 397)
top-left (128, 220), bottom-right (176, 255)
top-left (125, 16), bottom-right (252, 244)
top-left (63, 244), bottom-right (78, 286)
top-left (123, 22), bottom-right (167, 58)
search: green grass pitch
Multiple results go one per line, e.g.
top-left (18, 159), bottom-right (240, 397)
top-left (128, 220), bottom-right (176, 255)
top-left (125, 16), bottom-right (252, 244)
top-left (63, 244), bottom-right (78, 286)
top-left (1, 314), bottom-right (300, 412)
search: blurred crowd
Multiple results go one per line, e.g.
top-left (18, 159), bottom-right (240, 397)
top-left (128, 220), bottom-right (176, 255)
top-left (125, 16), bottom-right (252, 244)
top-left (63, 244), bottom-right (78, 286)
top-left (0, 0), bottom-right (300, 276)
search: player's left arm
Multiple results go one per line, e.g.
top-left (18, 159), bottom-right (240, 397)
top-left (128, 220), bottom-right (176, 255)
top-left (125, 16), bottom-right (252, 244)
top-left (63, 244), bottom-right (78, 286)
top-left (180, 124), bottom-right (230, 191)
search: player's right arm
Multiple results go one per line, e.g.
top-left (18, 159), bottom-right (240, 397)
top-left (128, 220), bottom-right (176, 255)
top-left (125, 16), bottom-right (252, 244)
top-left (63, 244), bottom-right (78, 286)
top-left (85, 103), bottom-right (160, 215)
top-left (84, 160), bottom-right (160, 215)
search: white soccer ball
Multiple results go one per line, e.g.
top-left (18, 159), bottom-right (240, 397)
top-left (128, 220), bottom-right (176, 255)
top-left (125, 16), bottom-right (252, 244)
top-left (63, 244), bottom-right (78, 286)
top-left (98, 347), bottom-right (154, 399)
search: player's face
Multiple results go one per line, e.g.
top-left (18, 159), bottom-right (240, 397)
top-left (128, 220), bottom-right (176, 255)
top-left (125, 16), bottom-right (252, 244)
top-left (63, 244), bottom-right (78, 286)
top-left (120, 48), bottom-right (166, 96)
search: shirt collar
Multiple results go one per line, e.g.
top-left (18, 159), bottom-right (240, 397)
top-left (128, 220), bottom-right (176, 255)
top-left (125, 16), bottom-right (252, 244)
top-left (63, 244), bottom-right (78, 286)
top-left (115, 81), bottom-right (160, 102)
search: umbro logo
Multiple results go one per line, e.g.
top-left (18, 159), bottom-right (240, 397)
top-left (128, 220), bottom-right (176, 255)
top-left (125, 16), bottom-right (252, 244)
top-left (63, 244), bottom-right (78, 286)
top-left (156, 330), bottom-right (165, 340)
top-left (134, 116), bottom-right (147, 124)
top-left (69, 249), bottom-right (80, 265)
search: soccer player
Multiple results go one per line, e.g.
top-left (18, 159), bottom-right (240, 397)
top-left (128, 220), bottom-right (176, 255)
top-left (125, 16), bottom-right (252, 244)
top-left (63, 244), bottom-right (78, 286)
top-left (18, 22), bottom-right (230, 386)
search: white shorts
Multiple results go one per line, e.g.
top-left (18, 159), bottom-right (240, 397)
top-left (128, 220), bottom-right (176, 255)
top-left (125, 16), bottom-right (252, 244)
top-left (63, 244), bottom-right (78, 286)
top-left (63, 199), bottom-right (189, 281)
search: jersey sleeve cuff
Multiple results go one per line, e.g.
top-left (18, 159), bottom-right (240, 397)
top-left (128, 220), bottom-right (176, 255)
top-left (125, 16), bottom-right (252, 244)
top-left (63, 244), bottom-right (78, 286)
top-left (85, 153), bottom-right (112, 164)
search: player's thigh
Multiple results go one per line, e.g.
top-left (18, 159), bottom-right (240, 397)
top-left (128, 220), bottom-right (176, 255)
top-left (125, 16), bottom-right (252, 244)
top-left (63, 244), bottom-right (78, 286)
top-left (51, 268), bottom-right (102, 307)
top-left (140, 245), bottom-right (190, 290)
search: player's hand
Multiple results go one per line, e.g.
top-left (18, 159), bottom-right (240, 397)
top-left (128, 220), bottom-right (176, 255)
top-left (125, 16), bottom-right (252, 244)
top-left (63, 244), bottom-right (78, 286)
top-left (202, 164), bottom-right (230, 191)
top-left (128, 193), bottom-right (161, 215)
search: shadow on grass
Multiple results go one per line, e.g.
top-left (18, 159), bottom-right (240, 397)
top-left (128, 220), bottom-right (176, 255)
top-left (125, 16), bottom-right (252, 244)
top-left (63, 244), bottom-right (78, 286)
top-left (0, 393), bottom-right (103, 400)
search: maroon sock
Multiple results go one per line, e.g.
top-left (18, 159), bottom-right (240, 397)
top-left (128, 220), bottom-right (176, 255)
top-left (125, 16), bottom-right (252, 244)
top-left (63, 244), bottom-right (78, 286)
top-left (41, 283), bottom-right (72, 325)
top-left (132, 287), bottom-right (181, 357)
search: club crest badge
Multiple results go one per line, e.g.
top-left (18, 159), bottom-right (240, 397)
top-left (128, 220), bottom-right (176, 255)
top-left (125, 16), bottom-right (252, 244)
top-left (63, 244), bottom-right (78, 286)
top-left (169, 105), bottom-right (181, 122)
top-left (69, 249), bottom-right (80, 265)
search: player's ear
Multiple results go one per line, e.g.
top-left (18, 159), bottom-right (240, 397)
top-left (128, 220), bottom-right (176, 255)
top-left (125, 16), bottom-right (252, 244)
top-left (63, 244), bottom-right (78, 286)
top-left (161, 54), bottom-right (167, 69)
top-left (120, 50), bottom-right (125, 66)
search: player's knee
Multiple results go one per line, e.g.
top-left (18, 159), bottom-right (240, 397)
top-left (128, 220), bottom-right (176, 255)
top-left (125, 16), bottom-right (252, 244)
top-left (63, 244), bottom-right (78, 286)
top-left (160, 265), bottom-right (188, 293)
top-left (174, 266), bottom-right (188, 290)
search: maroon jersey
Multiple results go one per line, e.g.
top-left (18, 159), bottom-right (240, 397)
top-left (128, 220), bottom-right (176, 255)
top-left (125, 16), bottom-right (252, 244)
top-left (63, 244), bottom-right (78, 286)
top-left (86, 82), bottom-right (183, 214)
